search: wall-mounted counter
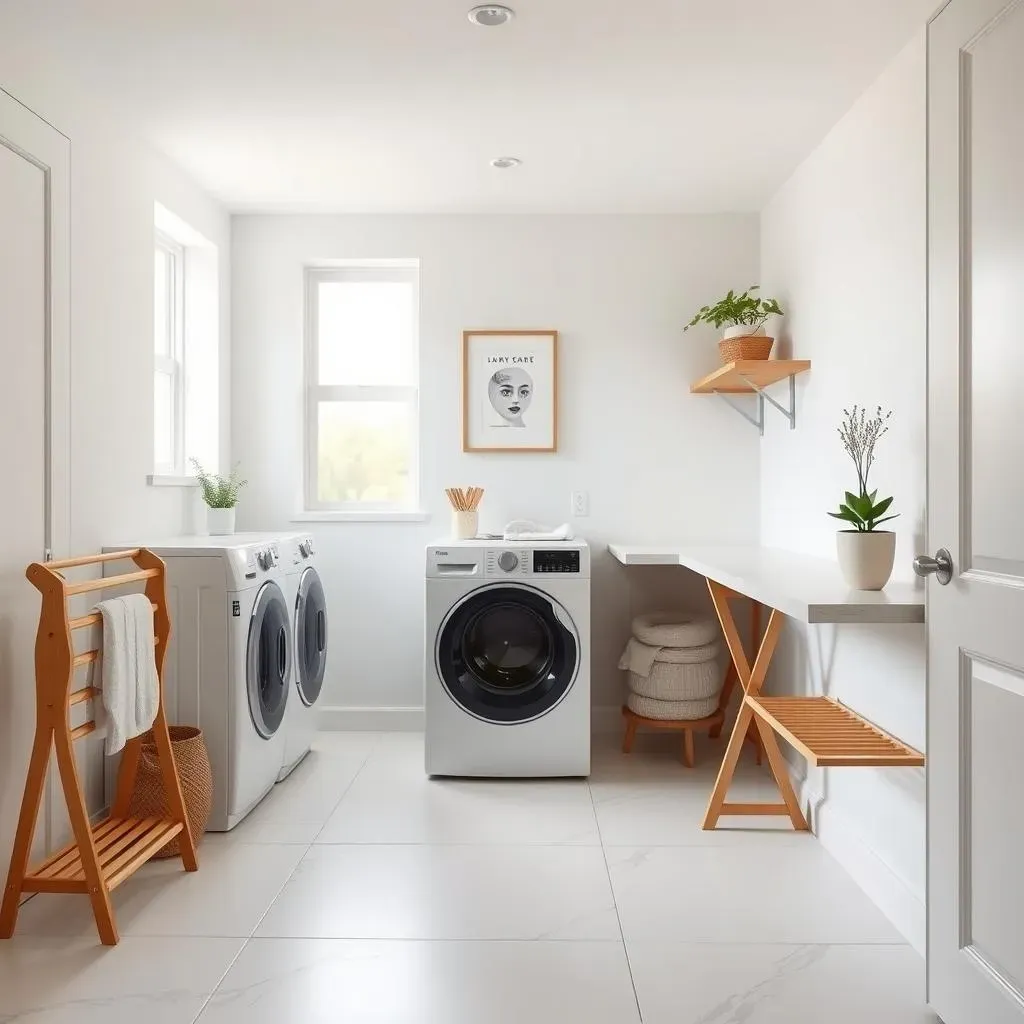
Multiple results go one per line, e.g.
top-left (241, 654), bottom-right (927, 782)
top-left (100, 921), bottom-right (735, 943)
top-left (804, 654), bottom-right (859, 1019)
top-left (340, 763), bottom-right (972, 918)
top-left (608, 544), bottom-right (925, 625)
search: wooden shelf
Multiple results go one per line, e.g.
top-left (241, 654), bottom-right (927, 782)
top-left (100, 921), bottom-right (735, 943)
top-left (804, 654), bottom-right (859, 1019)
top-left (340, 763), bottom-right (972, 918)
top-left (747, 695), bottom-right (925, 768)
top-left (691, 360), bottom-right (811, 394)
top-left (22, 815), bottom-right (183, 894)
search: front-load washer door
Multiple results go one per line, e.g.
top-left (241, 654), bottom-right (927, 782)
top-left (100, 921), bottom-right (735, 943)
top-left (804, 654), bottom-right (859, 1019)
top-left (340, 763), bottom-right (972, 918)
top-left (435, 584), bottom-right (579, 725)
top-left (247, 580), bottom-right (291, 738)
top-left (295, 566), bottom-right (327, 707)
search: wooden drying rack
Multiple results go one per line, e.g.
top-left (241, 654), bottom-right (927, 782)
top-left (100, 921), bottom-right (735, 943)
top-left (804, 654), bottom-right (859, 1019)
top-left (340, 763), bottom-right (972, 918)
top-left (0, 549), bottom-right (197, 945)
top-left (608, 545), bottom-right (926, 833)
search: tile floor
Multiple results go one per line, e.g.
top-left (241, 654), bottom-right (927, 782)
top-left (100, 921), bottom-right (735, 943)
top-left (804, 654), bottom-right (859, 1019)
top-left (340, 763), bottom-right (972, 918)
top-left (0, 731), bottom-right (938, 1023)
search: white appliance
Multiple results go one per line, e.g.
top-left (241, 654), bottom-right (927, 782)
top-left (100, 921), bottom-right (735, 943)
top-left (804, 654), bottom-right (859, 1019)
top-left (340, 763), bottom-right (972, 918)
top-left (103, 534), bottom-right (297, 830)
top-left (424, 539), bottom-right (591, 777)
top-left (277, 533), bottom-right (328, 780)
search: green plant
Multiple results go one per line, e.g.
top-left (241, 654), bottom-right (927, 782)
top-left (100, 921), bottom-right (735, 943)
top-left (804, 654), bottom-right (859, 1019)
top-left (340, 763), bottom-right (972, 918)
top-left (191, 458), bottom-right (247, 509)
top-left (683, 285), bottom-right (784, 333)
top-left (828, 406), bottom-right (899, 532)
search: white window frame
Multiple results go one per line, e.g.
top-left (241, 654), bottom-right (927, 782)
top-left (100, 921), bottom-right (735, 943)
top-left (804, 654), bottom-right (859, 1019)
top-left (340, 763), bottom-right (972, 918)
top-left (153, 231), bottom-right (186, 476)
top-left (303, 263), bottom-right (420, 514)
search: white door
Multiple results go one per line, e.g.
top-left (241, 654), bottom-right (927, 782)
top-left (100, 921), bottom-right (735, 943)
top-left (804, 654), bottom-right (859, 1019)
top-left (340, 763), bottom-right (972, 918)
top-left (0, 91), bottom-right (70, 871)
top-left (927, 1), bottom-right (1024, 1021)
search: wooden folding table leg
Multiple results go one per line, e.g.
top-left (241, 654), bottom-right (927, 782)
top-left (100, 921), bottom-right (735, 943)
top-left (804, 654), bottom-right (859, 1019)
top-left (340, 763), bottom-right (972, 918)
top-left (702, 702), bottom-right (755, 829)
top-left (709, 661), bottom-right (737, 739)
top-left (754, 714), bottom-right (808, 830)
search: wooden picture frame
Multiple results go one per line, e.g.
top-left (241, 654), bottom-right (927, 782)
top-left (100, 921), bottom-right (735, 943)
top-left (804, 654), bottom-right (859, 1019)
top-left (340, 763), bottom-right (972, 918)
top-left (461, 330), bottom-right (558, 453)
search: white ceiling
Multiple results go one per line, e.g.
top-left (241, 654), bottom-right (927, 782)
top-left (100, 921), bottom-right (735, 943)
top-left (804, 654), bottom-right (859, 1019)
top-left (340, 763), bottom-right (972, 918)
top-left (8, 0), bottom-right (933, 212)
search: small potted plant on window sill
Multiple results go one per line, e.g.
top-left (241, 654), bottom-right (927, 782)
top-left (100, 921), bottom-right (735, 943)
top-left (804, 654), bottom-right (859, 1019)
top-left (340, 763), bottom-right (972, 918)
top-left (684, 285), bottom-right (784, 364)
top-left (829, 406), bottom-right (899, 591)
top-left (191, 459), bottom-right (247, 536)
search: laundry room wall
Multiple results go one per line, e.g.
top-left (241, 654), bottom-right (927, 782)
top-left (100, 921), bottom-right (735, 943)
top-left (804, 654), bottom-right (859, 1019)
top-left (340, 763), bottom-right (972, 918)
top-left (0, 40), bottom-right (231, 843)
top-left (759, 32), bottom-right (927, 949)
top-left (232, 213), bottom-right (761, 726)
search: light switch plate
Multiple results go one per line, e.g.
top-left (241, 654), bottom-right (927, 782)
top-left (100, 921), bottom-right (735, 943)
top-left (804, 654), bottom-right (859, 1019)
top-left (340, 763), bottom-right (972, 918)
top-left (571, 491), bottom-right (589, 517)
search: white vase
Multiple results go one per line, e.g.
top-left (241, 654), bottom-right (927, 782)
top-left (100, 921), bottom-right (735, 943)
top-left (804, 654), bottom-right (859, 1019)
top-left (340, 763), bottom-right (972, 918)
top-left (722, 323), bottom-right (766, 340)
top-left (836, 531), bottom-right (896, 591)
top-left (207, 507), bottom-right (236, 536)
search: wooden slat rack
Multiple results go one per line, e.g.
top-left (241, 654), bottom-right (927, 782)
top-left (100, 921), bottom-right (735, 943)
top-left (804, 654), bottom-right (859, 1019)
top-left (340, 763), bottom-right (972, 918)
top-left (0, 548), bottom-right (197, 946)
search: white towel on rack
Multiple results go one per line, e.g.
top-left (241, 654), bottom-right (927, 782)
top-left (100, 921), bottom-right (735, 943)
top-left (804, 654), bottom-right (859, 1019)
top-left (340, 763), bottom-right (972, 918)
top-left (96, 593), bottom-right (159, 755)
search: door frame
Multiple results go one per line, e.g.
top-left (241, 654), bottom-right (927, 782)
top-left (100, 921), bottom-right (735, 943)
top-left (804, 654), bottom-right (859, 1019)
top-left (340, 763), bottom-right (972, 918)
top-left (0, 88), bottom-right (70, 859)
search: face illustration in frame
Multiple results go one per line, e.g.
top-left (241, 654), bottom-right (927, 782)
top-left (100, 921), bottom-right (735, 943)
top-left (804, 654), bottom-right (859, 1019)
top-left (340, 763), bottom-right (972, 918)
top-left (487, 367), bottom-right (534, 427)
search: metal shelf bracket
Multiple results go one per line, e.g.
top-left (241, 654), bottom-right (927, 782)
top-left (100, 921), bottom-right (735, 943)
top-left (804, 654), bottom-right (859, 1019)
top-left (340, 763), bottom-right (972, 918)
top-left (713, 372), bottom-right (798, 436)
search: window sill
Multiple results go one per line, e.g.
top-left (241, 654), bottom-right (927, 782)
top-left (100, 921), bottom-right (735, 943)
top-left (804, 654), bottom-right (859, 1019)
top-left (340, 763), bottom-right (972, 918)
top-left (291, 510), bottom-right (432, 524)
top-left (147, 474), bottom-right (198, 488)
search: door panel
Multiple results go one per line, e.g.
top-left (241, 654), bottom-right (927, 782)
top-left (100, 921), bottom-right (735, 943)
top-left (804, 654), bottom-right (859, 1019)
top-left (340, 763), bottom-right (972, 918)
top-left (928, 1), bottom-right (1024, 1021)
top-left (966, 1), bottom-right (1024, 576)
top-left (0, 91), bottom-right (70, 873)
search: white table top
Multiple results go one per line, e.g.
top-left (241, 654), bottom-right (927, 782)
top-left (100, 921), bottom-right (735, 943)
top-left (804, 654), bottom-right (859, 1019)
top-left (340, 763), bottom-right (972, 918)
top-left (607, 544), bottom-right (925, 624)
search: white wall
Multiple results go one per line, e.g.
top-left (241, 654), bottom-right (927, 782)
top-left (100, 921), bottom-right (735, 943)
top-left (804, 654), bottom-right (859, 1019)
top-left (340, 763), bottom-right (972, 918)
top-left (759, 33), bottom-right (927, 949)
top-left (232, 214), bottom-right (761, 722)
top-left (0, 47), bottom-right (231, 823)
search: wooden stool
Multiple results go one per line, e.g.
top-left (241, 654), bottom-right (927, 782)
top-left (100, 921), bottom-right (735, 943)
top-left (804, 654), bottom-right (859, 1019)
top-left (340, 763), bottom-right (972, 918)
top-left (620, 705), bottom-right (726, 768)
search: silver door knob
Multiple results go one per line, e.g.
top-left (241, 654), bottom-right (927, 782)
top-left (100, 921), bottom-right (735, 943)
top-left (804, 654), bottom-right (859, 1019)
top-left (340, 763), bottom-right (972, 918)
top-left (913, 548), bottom-right (953, 585)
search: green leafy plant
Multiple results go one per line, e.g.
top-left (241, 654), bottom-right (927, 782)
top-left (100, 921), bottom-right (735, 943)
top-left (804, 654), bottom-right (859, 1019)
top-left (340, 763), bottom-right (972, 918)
top-left (683, 285), bottom-right (784, 333)
top-left (828, 406), bottom-right (899, 532)
top-left (191, 458), bottom-right (247, 509)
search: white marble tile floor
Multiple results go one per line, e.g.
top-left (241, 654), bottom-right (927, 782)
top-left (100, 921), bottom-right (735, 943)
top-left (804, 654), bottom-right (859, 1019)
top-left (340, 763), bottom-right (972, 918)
top-left (0, 731), bottom-right (937, 1023)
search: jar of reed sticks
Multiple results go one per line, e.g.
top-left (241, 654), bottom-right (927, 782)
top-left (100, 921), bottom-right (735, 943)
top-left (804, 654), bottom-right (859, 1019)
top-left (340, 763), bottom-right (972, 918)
top-left (446, 487), bottom-right (483, 540)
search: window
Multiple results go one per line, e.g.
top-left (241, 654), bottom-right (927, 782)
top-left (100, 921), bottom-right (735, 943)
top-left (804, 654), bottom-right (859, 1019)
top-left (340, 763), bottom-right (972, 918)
top-left (151, 202), bottom-right (221, 483)
top-left (304, 265), bottom-right (419, 512)
top-left (153, 233), bottom-right (185, 475)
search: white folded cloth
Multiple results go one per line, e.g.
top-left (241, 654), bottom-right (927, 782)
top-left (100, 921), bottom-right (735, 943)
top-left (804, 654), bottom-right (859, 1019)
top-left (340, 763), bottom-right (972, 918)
top-left (618, 636), bottom-right (721, 678)
top-left (502, 521), bottom-right (575, 542)
top-left (96, 593), bottom-right (159, 755)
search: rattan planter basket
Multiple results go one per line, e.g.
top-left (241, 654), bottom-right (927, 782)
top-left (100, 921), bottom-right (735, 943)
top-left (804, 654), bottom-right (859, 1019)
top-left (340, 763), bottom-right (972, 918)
top-left (718, 335), bottom-right (774, 363)
top-left (126, 726), bottom-right (212, 858)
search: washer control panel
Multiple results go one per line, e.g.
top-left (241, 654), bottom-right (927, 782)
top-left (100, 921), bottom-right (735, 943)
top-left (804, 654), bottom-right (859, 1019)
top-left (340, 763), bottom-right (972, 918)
top-left (533, 549), bottom-right (581, 574)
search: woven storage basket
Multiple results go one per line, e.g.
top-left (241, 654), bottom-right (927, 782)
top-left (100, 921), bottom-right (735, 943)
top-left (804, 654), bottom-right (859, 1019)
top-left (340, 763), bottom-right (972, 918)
top-left (631, 612), bottom-right (718, 649)
top-left (126, 725), bottom-right (212, 858)
top-left (627, 690), bottom-right (720, 721)
top-left (718, 335), bottom-right (774, 363)
top-left (628, 659), bottom-right (721, 702)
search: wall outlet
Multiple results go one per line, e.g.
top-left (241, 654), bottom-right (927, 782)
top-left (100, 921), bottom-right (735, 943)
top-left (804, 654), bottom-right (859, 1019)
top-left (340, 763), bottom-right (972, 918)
top-left (571, 490), bottom-right (589, 517)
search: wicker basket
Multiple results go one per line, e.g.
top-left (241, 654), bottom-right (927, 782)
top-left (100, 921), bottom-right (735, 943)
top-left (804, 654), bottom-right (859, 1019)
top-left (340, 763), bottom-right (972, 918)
top-left (718, 335), bottom-right (774, 363)
top-left (126, 726), bottom-right (212, 858)
top-left (627, 690), bottom-right (721, 721)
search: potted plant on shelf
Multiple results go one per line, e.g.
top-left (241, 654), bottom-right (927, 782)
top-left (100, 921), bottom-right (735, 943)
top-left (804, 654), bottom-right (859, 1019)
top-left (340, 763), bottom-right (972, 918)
top-left (828, 406), bottom-right (899, 590)
top-left (191, 459), bottom-right (247, 536)
top-left (684, 285), bottom-right (784, 364)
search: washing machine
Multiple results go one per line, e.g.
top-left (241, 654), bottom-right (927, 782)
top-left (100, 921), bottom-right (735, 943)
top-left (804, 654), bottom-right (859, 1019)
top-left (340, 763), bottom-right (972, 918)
top-left (103, 534), bottom-right (295, 830)
top-left (424, 539), bottom-right (590, 777)
top-left (277, 533), bottom-right (329, 780)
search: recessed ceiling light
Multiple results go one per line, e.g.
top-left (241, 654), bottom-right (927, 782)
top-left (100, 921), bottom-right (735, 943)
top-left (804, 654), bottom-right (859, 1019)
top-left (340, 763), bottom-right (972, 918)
top-left (490, 156), bottom-right (522, 169)
top-left (468, 5), bottom-right (515, 27)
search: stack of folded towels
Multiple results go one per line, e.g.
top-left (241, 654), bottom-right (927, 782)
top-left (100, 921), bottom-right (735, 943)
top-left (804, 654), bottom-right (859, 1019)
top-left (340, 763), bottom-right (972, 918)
top-left (618, 611), bottom-right (723, 720)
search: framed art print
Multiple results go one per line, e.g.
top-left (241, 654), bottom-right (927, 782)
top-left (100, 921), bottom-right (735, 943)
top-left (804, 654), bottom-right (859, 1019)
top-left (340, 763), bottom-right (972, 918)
top-left (462, 330), bottom-right (558, 452)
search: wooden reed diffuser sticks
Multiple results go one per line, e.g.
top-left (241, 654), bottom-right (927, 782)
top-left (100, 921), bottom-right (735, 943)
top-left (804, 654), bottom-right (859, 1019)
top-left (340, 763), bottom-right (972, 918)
top-left (445, 487), bottom-right (484, 512)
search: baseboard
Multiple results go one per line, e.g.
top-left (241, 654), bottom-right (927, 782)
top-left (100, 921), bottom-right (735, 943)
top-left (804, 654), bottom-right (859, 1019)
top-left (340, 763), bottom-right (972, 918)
top-left (318, 706), bottom-right (425, 731)
top-left (791, 764), bottom-right (926, 955)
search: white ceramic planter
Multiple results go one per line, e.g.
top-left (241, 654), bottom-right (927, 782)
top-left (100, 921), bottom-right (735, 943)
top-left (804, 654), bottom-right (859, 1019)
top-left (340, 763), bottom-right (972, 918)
top-left (207, 506), bottom-right (236, 536)
top-left (836, 530), bottom-right (896, 591)
top-left (722, 323), bottom-right (766, 340)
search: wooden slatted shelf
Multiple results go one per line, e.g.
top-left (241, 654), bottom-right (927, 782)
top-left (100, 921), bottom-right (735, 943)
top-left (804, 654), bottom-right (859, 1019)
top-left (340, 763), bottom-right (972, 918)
top-left (690, 359), bottom-right (811, 394)
top-left (747, 695), bottom-right (925, 767)
top-left (24, 816), bottom-right (183, 893)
